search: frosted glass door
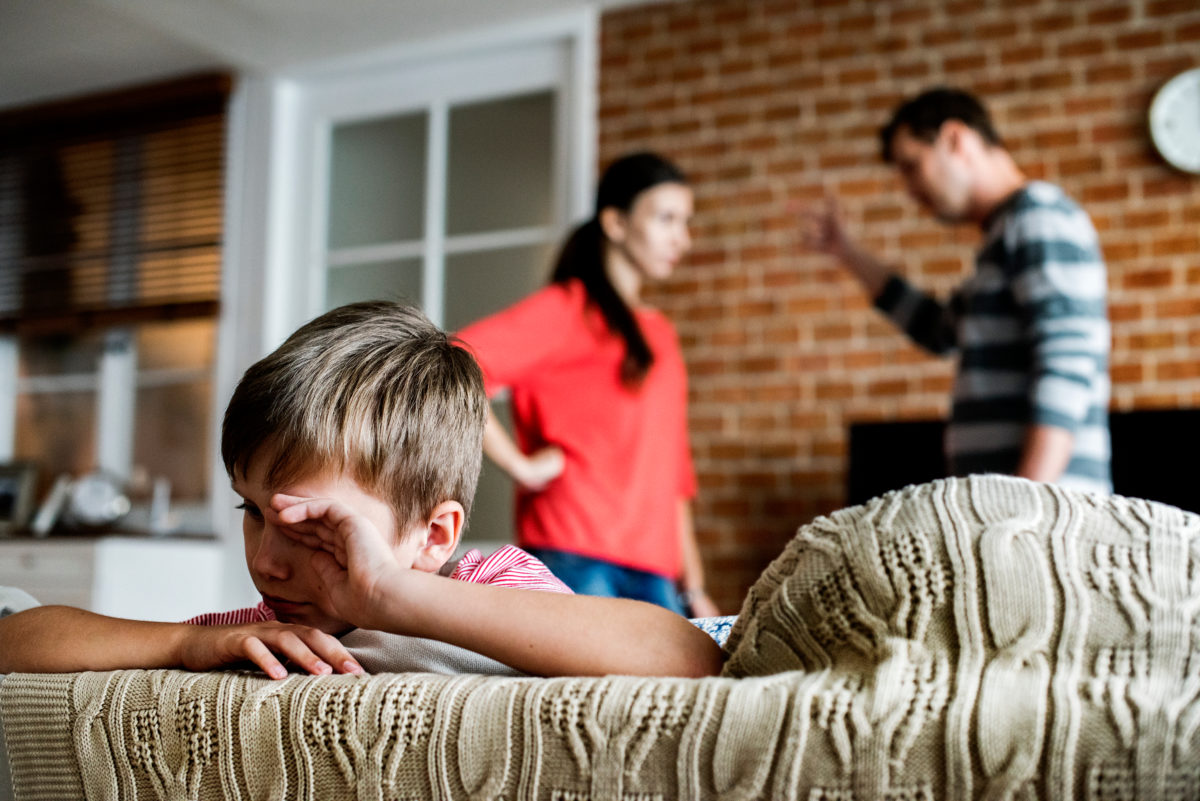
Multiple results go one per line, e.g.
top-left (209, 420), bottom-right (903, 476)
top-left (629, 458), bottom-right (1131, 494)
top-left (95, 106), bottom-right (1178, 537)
top-left (444, 91), bottom-right (557, 545)
top-left (445, 92), bottom-right (554, 235)
top-left (325, 112), bottom-right (427, 306)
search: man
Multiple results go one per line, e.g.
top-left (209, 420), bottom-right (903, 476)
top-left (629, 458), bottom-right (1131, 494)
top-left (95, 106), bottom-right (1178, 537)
top-left (802, 87), bottom-right (1111, 494)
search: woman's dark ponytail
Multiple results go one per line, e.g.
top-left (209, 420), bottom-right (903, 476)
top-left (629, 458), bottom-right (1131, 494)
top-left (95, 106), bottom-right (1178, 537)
top-left (550, 152), bottom-right (686, 386)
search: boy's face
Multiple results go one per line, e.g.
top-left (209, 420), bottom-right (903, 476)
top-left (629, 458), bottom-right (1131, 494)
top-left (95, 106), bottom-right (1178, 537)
top-left (232, 454), bottom-right (429, 635)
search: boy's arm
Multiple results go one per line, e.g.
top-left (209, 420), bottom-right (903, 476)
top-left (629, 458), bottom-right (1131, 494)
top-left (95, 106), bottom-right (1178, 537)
top-left (274, 495), bottom-right (726, 678)
top-left (0, 605), bottom-right (362, 678)
top-left (363, 572), bottom-right (726, 678)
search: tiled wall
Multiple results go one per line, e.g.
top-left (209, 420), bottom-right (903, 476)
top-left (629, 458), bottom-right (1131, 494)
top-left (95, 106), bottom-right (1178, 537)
top-left (598, 0), bottom-right (1200, 612)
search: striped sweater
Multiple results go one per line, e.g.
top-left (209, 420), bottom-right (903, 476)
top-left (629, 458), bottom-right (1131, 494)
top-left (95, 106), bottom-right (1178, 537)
top-left (876, 181), bottom-right (1112, 495)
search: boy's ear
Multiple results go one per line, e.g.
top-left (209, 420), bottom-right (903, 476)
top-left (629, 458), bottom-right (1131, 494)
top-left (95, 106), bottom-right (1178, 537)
top-left (410, 500), bottom-right (464, 573)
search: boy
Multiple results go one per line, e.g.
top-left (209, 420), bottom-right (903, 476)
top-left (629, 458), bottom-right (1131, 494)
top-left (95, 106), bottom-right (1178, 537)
top-left (0, 302), bottom-right (724, 679)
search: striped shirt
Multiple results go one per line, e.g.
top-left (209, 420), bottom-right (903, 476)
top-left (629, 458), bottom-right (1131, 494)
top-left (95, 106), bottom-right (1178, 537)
top-left (876, 181), bottom-right (1112, 495)
top-left (186, 545), bottom-right (572, 627)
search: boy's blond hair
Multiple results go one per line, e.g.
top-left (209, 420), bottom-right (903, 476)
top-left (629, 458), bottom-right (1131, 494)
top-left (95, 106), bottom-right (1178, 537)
top-left (221, 301), bottom-right (487, 533)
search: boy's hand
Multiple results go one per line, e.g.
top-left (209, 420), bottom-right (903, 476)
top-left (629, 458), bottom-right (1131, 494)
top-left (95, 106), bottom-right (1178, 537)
top-left (178, 621), bottom-right (364, 679)
top-left (269, 494), bottom-right (403, 630)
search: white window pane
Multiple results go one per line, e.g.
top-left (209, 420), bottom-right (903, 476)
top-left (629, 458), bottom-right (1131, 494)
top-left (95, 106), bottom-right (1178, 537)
top-left (325, 258), bottom-right (423, 311)
top-left (328, 113), bottom-right (428, 249)
top-left (446, 92), bottom-right (555, 236)
top-left (443, 243), bottom-right (554, 332)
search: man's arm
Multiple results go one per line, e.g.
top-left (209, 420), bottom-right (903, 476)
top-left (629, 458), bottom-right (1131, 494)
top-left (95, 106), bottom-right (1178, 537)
top-left (798, 194), bottom-right (892, 299)
top-left (1006, 191), bottom-right (1111, 486)
top-left (1015, 424), bottom-right (1074, 483)
top-left (0, 605), bottom-right (361, 678)
top-left (799, 196), bottom-right (959, 355)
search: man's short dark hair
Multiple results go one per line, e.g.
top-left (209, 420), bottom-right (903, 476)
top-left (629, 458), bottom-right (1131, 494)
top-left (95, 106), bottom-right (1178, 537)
top-left (880, 87), bottom-right (1003, 163)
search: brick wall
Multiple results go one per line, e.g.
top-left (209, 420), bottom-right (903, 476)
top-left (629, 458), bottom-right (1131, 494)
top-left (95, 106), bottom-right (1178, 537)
top-left (598, 0), bottom-right (1200, 612)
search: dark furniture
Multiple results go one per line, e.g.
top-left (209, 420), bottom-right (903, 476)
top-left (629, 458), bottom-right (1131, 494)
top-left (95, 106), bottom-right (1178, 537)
top-left (847, 409), bottom-right (1197, 514)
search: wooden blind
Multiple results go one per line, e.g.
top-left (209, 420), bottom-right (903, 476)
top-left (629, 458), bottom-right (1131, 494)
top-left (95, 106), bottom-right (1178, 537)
top-left (0, 73), bottom-right (230, 335)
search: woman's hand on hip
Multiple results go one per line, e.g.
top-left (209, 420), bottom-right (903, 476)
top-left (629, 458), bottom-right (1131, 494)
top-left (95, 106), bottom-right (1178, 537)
top-left (515, 445), bottom-right (565, 491)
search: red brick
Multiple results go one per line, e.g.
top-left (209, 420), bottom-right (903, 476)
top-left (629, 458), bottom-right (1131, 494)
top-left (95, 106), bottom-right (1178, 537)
top-left (1059, 155), bottom-right (1105, 176)
top-left (1081, 183), bottom-right (1131, 203)
top-left (838, 67), bottom-right (880, 86)
top-left (924, 257), bottom-right (968, 275)
top-left (1064, 95), bottom-right (1116, 115)
top-left (1034, 129), bottom-right (1080, 149)
top-left (1123, 209), bottom-right (1171, 227)
top-left (1001, 43), bottom-right (1047, 65)
top-left (815, 381), bottom-right (855, 400)
top-left (817, 42), bottom-right (858, 60)
top-left (1087, 4), bottom-right (1133, 25)
top-left (1107, 302), bottom-right (1144, 323)
top-left (1103, 241), bottom-right (1142, 262)
top-left (1087, 62), bottom-right (1136, 83)
top-left (1148, 0), bottom-right (1198, 15)
top-left (922, 28), bottom-right (961, 47)
top-left (892, 59), bottom-right (933, 80)
top-left (1110, 362), bottom-right (1144, 384)
top-left (1158, 361), bottom-right (1200, 381)
top-left (945, 54), bottom-right (988, 73)
top-left (869, 379), bottom-right (909, 396)
top-left (888, 6), bottom-right (933, 26)
top-left (1178, 21), bottom-right (1200, 41)
top-left (1029, 71), bottom-right (1075, 91)
top-left (1146, 176), bottom-right (1200, 198)
top-left (1157, 298), bottom-right (1200, 318)
top-left (872, 35), bottom-right (911, 55)
top-left (1129, 331), bottom-right (1178, 350)
top-left (1032, 12), bottom-right (1077, 33)
top-left (1147, 55), bottom-right (1200, 80)
top-left (1058, 37), bottom-right (1107, 58)
top-left (1152, 235), bottom-right (1200, 257)
top-left (1116, 30), bottom-right (1166, 50)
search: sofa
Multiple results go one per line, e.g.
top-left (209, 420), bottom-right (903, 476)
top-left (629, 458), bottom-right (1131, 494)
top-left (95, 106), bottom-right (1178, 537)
top-left (2, 474), bottom-right (1198, 800)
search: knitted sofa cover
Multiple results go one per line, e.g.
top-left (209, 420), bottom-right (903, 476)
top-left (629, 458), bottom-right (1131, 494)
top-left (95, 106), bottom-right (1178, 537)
top-left (3, 475), bottom-right (1198, 800)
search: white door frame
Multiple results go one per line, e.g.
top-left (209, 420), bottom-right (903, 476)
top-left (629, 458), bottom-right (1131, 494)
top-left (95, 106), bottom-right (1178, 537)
top-left (214, 8), bottom-right (597, 607)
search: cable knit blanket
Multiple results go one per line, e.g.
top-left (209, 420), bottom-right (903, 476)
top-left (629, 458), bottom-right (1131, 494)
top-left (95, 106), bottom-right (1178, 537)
top-left (3, 475), bottom-right (1199, 800)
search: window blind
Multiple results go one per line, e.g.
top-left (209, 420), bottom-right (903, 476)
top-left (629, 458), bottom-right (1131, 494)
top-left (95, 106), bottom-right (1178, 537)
top-left (0, 73), bottom-right (230, 335)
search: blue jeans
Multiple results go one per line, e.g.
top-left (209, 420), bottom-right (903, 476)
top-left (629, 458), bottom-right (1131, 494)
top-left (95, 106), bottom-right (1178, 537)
top-left (526, 548), bottom-right (686, 616)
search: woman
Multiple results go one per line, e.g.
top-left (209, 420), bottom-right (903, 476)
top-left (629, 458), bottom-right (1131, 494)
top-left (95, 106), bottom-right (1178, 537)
top-left (457, 152), bottom-right (718, 617)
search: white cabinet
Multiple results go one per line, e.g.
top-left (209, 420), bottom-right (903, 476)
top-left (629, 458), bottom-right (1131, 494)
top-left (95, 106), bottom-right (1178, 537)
top-left (0, 536), bottom-right (222, 621)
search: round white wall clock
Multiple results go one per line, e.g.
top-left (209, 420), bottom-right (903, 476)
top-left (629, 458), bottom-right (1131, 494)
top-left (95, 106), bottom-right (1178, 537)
top-left (1149, 67), bottom-right (1200, 175)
